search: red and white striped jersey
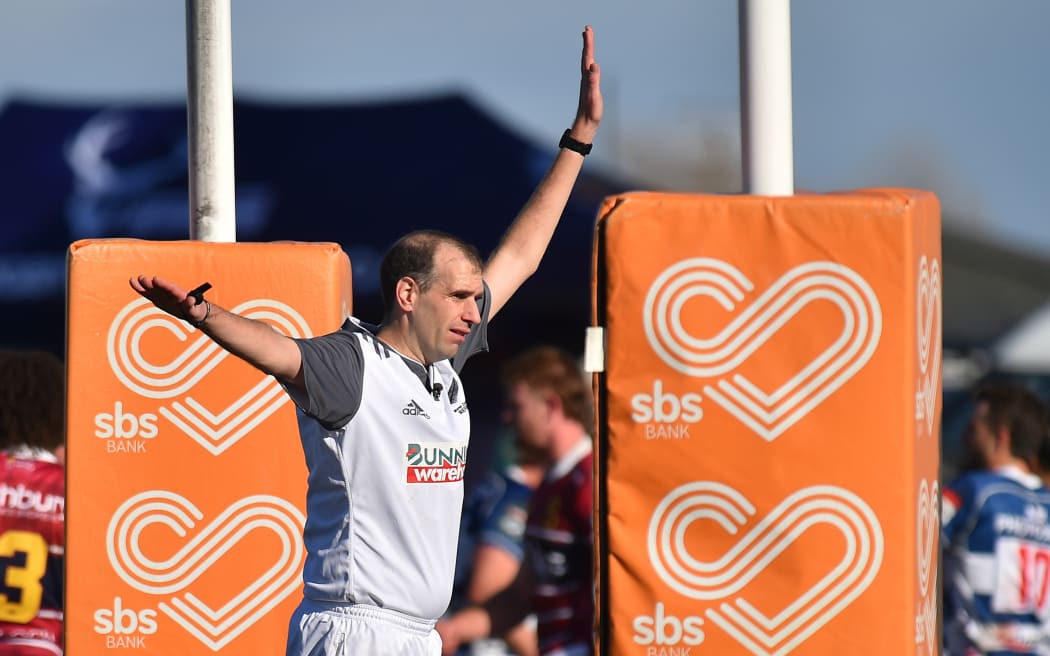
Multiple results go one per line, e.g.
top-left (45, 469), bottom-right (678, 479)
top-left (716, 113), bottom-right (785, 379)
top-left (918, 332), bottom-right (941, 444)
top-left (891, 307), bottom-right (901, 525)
top-left (525, 439), bottom-right (593, 656)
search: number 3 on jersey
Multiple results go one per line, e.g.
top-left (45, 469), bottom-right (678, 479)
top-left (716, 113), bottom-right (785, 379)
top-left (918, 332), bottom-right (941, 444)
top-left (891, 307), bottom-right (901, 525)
top-left (995, 537), bottom-right (1050, 618)
top-left (0, 529), bottom-right (48, 624)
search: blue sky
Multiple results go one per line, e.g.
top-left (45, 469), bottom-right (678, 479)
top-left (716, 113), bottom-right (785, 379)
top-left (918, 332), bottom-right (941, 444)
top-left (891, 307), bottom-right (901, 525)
top-left (2, 0), bottom-right (1047, 254)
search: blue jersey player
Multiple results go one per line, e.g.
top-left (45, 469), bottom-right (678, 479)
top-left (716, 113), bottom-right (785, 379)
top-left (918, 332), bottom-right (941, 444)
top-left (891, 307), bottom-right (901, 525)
top-left (943, 383), bottom-right (1050, 655)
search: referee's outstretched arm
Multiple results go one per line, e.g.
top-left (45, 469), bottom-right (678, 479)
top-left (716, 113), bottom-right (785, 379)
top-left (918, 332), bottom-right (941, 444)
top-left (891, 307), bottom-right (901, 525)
top-left (128, 274), bottom-right (305, 386)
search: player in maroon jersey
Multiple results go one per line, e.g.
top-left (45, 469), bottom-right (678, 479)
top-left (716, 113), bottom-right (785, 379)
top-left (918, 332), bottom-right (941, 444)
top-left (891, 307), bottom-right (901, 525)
top-left (0, 350), bottom-right (65, 656)
top-left (438, 346), bottom-right (594, 656)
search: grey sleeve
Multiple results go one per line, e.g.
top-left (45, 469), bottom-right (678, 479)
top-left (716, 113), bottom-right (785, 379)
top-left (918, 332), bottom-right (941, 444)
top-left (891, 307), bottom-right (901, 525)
top-left (451, 281), bottom-right (491, 373)
top-left (291, 327), bottom-right (365, 430)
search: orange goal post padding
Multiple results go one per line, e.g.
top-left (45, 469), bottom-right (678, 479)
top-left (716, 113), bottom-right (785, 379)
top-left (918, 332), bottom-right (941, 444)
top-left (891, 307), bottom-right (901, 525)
top-left (591, 190), bottom-right (941, 656)
top-left (65, 239), bottom-right (351, 655)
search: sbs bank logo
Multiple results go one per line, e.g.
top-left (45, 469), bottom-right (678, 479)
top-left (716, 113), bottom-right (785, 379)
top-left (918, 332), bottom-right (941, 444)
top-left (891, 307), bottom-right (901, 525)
top-left (915, 479), bottom-right (938, 655)
top-left (915, 257), bottom-right (941, 437)
top-left (106, 297), bottom-right (312, 455)
top-left (645, 481), bottom-right (883, 655)
top-left (642, 258), bottom-right (881, 441)
top-left (107, 491), bottom-right (306, 651)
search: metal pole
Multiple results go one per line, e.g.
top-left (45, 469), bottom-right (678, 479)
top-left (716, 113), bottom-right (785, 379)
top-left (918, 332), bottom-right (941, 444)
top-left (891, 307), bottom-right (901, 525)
top-left (186, 0), bottom-right (237, 241)
top-left (739, 0), bottom-right (794, 195)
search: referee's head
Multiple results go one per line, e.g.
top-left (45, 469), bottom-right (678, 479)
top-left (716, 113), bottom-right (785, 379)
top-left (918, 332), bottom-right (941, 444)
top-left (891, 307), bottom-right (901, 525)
top-left (378, 230), bottom-right (485, 363)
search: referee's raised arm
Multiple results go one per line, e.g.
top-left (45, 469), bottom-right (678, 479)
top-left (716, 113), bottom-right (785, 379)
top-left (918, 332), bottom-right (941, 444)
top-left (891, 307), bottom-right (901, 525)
top-left (483, 25), bottom-right (602, 320)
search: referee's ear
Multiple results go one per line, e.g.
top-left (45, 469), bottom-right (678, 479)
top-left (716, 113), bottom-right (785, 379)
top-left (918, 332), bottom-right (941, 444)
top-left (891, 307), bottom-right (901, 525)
top-left (395, 276), bottom-right (419, 313)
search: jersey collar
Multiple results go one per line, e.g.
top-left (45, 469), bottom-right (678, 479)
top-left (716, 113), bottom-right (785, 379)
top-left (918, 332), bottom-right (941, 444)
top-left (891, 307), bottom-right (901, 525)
top-left (547, 437), bottom-right (593, 481)
top-left (994, 464), bottom-right (1044, 490)
top-left (2, 445), bottom-right (60, 463)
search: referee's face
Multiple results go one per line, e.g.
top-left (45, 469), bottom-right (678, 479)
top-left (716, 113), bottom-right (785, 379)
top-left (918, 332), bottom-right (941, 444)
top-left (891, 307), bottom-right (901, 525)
top-left (414, 244), bottom-right (483, 363)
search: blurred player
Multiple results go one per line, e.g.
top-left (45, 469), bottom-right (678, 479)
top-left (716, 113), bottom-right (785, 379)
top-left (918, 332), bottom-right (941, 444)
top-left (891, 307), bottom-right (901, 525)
top-left (942, 382), bottom-right (1050, 655)
top-left (0, 350), bottom-right (65, 656)
top-left (438, 346), bottom-right (594, 656)
top-left (449, 441), bottom-right (544, 656)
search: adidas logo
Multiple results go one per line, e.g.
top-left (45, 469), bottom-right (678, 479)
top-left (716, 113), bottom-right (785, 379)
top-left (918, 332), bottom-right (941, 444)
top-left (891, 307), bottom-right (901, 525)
top-left (402, 400), bottom-right (430, 419)
top-left (453, 403), bottom-right (468, 415)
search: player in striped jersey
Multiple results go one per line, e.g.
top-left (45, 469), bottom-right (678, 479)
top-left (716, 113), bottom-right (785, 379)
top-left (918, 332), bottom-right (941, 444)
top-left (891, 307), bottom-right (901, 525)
top-left (0, 350), bottom-right (66, 656)
top-left (942, 383), bottom-right (1050, 655)
top-left (448, 450), bottom-right (544, 656)
top-left (437, 346), bottom-right (594, 656)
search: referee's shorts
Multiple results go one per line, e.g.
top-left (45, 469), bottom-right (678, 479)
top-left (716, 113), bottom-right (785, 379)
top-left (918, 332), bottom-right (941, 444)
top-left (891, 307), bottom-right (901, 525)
top-left (287, 599), bottom-right (441, 655)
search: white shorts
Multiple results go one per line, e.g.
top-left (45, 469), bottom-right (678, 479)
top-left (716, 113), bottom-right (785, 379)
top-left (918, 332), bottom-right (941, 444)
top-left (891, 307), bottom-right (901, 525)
top-left (287, 599), bottom-right (442, 656)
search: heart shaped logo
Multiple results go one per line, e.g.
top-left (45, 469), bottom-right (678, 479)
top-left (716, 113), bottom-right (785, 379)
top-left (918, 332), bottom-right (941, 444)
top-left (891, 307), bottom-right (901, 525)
top-left (648, 482), bottom-right (884, 655)
top-left (915, 257), bottom-right (941, 436)
top-left (916, 479), bottom-right (938, 655)
top-left (107, 491), bottom-right (306, 651)
top-left (643, 259), bottom-right (882, 441)
top-left (107, 298), bottom-right (313, 454)
top-left (916, 479), bottom-right (938, 597)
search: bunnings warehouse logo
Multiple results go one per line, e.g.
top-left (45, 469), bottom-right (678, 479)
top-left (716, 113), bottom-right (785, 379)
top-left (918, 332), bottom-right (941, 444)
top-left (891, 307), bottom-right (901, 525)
top-left (405, 442), bottom-right (467, 484)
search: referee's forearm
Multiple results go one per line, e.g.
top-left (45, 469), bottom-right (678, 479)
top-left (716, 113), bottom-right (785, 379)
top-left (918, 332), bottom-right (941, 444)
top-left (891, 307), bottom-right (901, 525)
top-left (197, 303), bottom-right (304, 384)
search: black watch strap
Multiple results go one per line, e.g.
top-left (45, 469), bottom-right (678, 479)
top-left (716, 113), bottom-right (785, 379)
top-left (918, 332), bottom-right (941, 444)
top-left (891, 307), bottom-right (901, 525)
top-left (559, 129), bottom-right (592, 156)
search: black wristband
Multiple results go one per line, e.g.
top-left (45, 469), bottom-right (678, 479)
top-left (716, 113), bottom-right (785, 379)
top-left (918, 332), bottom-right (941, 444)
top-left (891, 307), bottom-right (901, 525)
top-left (184, 282), bottom-right (213, 328)
top-left (186, 300), bottom-right (212, 329)
top-left (559, 129), bottom-right (592, 156)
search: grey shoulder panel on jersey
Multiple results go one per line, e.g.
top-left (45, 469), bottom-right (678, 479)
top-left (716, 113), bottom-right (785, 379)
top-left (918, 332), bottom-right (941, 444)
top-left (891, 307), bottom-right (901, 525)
top-left (293, 319), bottom-right (381, 430)
top-left (452, 281), bottom-right (491, 373)
top-left (293, 283), bottom-right (487, 426)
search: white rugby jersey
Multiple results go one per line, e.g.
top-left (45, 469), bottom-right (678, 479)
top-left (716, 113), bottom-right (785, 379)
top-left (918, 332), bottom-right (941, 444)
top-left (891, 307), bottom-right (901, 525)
top-left (287, 288), bottom-right (489, 621)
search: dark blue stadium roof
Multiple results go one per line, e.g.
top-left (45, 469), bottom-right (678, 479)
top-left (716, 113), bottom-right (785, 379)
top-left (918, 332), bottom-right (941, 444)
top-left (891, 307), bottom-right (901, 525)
top-left (0, 93), bottom-right (631, 356)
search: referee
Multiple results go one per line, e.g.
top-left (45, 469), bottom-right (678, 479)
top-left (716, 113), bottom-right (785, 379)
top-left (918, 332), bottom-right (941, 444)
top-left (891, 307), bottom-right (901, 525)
top-left (129, 25), bottom-right (602, 656)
